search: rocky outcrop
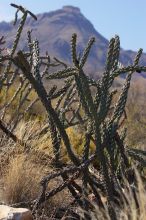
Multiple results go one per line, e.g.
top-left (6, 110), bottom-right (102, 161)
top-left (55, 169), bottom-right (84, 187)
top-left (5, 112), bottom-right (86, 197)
top-left (0, 205), bottom-right (33, 220)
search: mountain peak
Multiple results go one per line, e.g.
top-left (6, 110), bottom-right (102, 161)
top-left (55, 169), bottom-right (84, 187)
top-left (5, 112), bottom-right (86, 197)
top-left (62, 6), bottom-right (80, 13)
top-left (0, 6), bottom-right (146, 78)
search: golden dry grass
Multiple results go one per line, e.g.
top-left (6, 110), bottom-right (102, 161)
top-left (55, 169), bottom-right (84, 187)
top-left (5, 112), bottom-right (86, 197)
top-left (0, 121), bottom-right (70, 216)
top-left (2, 154), bottom-right (45, 204)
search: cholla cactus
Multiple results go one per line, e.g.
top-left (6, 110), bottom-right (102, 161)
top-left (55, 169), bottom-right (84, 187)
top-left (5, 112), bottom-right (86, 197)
top-left (0, 4), bottom-right (146, 220)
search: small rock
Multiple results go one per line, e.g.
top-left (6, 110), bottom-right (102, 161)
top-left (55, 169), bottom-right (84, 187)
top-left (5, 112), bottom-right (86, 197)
top-left (0, 205), bottom-right (33, 220)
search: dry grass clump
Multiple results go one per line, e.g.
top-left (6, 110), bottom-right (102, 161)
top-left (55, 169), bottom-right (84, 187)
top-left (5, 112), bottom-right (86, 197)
top-left (0, 120), bottom-right (70, 215)
top-left (2, 154), bottom-right (46, 204)
top-left (0, 119), bottom-right (53, 205)
top-left (0, 120), bottom-right (49, 175)
top-left (2, 153), bottom-right (71, 219)
top-left (0, 138), bottom-right (23, 176)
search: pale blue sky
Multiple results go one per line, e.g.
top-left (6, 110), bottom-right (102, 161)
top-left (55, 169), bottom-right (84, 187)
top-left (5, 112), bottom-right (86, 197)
top-left (0, 0), bottom-right (146, 52)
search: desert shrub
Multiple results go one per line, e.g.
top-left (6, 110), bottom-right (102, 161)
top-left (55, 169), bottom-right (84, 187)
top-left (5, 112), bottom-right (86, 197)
top-left (126, 79), bottom-right (146, 148)
top-left (61, 127), bottom-right (95, 163)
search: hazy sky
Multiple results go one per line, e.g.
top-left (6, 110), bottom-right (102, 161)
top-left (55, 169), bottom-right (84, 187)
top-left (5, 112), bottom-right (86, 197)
top-left (0, 0), bottom-right (146, 52)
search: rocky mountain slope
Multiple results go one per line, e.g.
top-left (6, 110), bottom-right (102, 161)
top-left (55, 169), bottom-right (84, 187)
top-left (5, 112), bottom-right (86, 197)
top-left (0, 5), bottom-right (146, 78)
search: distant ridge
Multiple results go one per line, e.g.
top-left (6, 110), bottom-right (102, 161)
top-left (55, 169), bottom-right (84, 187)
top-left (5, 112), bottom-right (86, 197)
top-left (0, 5), bottom-right (146, 78)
